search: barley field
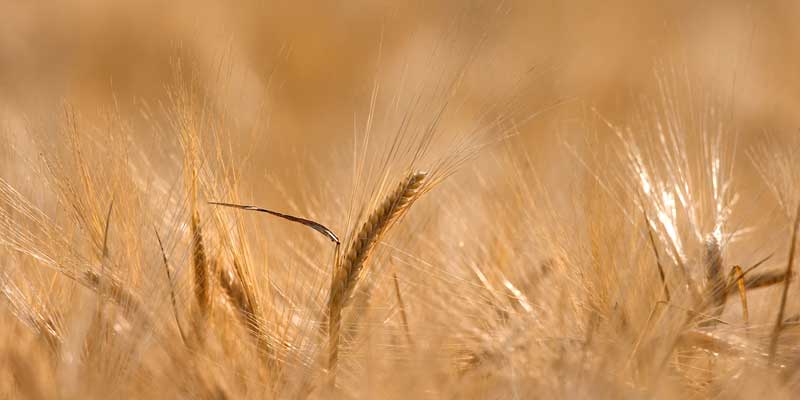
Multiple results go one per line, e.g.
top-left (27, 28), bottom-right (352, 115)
top-left (2, 1), bottom-right (800, 399)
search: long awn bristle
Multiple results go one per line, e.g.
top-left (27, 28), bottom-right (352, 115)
top-left (155, 229), bottom-right (188, 345)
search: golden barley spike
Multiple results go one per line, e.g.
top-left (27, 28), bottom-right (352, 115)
top-left (328, 171), bottom-right (427, 384)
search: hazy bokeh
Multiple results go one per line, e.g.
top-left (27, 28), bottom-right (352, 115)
top-left (3, 1), bottom-right (799, 130)
top-left (1, 0), bottom-right (799, 221)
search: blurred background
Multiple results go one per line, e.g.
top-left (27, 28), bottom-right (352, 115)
top-left (2, 0), bottom-right (798, 134)
top-left (1, 0), bottom-right (799, 222)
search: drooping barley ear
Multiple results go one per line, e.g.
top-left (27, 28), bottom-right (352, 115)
top-left (327, 171), bottom-right (427, 383)
top-left (191, 209), bottom-right (211, 325)
top-left (769, 203), bottom-right (800, 363)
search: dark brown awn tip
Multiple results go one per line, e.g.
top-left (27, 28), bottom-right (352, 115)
top-left (208, 201), bottom-right (340, 244)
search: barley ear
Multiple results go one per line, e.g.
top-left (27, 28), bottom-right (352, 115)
top-left (327, 171), bottom-right (427, 383)
top-left (191, 208), bottom-right (211, 329)
top-left (704, 234), bottom-right (726, 319)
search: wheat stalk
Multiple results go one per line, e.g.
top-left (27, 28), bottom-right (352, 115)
top-left (327, 171), bottom-right (427, 383)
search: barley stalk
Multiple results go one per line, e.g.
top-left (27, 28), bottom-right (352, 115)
top-left (327, 171), bottom-right (427, 382)
top-left (768, 203), bottom-right (800, 363)
top-left (191, 209), bottom-right (211, 321)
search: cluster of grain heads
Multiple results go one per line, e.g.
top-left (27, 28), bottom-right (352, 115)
top-left (209, 197), bottom-right (343, 386)
top-left (327, 171), bottom-right (427, 385)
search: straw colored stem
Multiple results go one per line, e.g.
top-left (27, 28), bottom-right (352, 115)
top-left (769, 203), bottom-right (800, 363)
